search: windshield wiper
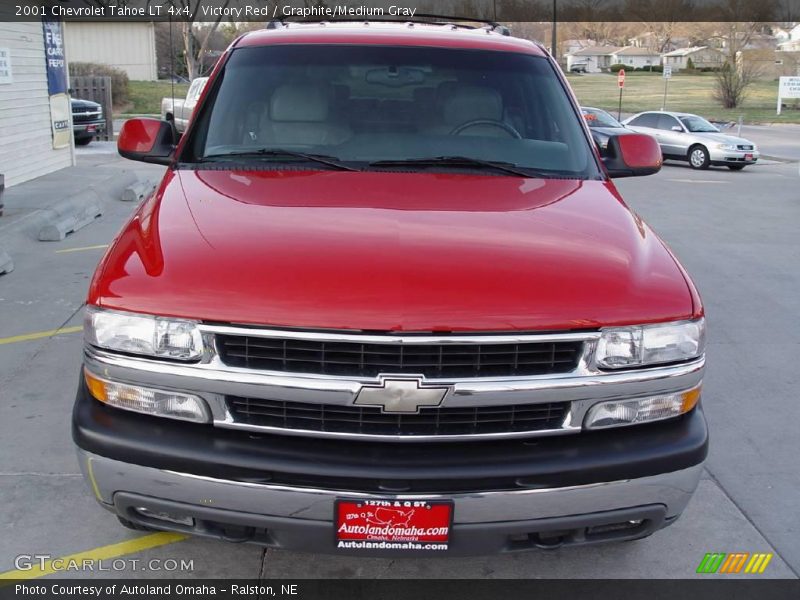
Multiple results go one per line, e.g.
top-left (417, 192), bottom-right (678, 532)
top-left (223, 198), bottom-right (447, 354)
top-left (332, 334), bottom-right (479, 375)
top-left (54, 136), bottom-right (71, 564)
top-left (199, 149), bottom-right (359, 172)
top-left (368, 156), bottom-right (540, 178)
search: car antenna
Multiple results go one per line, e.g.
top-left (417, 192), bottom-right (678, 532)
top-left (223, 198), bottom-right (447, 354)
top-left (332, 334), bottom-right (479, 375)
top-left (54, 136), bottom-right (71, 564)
top-left (168, 13), bottom-right (177, 138)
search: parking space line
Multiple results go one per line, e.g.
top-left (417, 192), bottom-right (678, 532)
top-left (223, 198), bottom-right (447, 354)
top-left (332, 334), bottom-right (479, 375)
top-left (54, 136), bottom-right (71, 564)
top-left (55, 244), bottom-right (109, 254)
top-left (0, 326), bottom-right (82, 346)
top-left (0, 532), bottom-right (188, 580)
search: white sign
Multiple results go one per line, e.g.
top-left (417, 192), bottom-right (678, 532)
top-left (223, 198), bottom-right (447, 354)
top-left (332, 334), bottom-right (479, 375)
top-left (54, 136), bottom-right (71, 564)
top-left (777, 76), bottom-right (800, 115)
top-left (0, 48), bottom-right (12, 84)
top-left (779, 76), bottom-right (800, 99)
top-left (663, 65), bottom-right (672, 79)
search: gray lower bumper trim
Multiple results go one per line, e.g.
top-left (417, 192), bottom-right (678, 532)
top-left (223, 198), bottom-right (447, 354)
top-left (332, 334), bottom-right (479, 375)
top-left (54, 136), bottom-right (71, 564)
top-left (78, 450), bottom-right (702, 528)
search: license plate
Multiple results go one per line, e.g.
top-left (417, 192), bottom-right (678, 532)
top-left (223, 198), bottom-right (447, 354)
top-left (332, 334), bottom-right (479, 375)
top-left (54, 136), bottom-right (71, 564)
top-left (335, 499), bottom-right (452, 552)
top-left (745, 153), bottom-right (753, 160)
top-left (87, 125), bottom-right (97, 133)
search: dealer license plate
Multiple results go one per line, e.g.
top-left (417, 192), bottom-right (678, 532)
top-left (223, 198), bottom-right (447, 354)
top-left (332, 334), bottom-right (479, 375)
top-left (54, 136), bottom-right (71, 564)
top-left (335, 499), bottom-right (453, 552)
top-left (745, 153), bottom-right (753, 160)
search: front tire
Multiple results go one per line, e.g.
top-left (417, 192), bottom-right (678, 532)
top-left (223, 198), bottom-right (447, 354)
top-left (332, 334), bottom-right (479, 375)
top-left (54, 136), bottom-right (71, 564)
top-left (688, 145), bottom-right (710, 170)
top-left (727, 164), bottom-right (746, 171)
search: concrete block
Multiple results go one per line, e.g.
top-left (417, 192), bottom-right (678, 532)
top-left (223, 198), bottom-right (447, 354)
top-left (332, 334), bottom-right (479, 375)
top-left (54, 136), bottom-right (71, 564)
top-left (37, 189), bottom-right (104, 242)
top-left (120, 178), bottom-right (156, 203)
top-left (0, 248), bottom-right (12, 275)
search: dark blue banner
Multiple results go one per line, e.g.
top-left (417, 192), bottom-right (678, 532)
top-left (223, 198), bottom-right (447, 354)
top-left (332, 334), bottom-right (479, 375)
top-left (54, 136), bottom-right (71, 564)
top-left (42, 17), bottom-right (67, 95)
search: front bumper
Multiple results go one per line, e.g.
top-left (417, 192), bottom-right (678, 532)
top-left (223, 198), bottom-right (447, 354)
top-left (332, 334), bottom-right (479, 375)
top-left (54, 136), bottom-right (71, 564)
top-left (708, 148), bottom-right (759, 165)
top-left (73, 381), bottom-right (708, 555)
top-left (73, 121), bottom-right (105, 138)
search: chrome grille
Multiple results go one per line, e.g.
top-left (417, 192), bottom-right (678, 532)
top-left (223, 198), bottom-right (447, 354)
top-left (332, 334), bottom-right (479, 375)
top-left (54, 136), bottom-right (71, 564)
top-left (737, 144), bottom-right (753, 150)
top-left (227, 396), bottom-right (569, 436)
top-left (216, 335), bottom-right (583, 378)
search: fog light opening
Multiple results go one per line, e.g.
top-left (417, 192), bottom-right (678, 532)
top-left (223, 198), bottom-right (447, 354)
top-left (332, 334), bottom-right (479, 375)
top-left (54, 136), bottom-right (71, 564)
top-left (134, 506), bottom-right (194, 527)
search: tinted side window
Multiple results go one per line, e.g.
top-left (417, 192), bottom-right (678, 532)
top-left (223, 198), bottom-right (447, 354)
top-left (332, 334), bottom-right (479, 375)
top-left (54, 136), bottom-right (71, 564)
top-left (629, 113), bottom-right (659, 128)
top-left (656, 114), bottom-right (681, 131)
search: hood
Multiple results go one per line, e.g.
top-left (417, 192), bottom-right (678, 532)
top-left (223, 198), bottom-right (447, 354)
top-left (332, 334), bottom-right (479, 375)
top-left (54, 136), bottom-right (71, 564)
top-left (89, 169), bottom-right (697, 332)
top-left (690, 132), bottom-right (755, 146)
top-left (71, 98), bottom-right (101, 109)
top-left (589, 126), bottom-right (633, 140)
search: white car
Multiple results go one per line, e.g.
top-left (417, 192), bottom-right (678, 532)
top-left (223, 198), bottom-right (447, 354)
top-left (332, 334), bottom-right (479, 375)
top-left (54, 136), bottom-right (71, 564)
top-left (623, 111), bottom-right (759, 170)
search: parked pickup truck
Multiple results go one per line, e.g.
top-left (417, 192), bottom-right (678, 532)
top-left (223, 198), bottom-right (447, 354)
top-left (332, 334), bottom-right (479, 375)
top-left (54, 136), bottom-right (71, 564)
top-left (160, 76), bottom-right (208, 134)
top-left (74, 20), bottom-right (707, 556)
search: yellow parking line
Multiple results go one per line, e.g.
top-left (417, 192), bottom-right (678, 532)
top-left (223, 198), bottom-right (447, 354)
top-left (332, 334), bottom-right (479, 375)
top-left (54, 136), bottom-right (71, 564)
top-left (0, 532), bottom-right (188, 580)
top-left (55, 244), bottom-right (109, 254)
top-left (0, 326), bottom-right (83, 346)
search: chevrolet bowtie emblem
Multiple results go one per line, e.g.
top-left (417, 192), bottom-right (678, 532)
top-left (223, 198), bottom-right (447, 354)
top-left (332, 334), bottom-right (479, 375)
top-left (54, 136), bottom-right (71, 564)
top-left (354, 377), bottom-right (449, 413)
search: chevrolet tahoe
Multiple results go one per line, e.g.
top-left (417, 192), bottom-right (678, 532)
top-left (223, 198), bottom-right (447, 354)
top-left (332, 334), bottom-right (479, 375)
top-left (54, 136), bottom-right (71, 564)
top-left (73, 20), bottom-right (707, 556)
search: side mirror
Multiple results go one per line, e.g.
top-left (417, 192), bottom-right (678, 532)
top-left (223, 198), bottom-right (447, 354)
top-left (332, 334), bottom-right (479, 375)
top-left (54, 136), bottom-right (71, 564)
top-left (671, 125), bottom-right (683, 132)
top-left (118, 118), bottom-right (175, 165)
top-left (603, 133), bottom-right (662, 178)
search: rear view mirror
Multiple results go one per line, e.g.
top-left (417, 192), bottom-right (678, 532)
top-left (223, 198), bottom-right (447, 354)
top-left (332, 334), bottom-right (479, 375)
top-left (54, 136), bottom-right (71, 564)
top-left (603, 134), bottom-right (662, 178)
top-left (671, 125), bottom-right (683, 132)
top-left (118, 118), bottom-right (175, 165)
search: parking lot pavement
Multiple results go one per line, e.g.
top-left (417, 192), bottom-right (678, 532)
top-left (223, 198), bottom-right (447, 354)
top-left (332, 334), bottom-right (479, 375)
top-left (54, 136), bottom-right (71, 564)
top-left (737, 124), bottom-right (800, 162)
top-left (0, 149), bottom-right (797, 580)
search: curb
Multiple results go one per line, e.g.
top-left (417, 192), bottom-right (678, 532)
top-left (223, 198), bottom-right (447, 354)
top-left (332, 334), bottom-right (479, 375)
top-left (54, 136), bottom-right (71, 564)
top-left (760, 155), bottom-right (798, 164)
top-left (0, 248), bottom-right (12, 275)
top-left (38, 189), bottom-right (105, 242)
top-left (0, 171), bottom-right (139, 240)
top-left (121, 178), bottom-right (157, 203)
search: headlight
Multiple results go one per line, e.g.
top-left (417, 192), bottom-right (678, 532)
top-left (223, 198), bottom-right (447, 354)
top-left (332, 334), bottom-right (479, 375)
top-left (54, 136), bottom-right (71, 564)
top-left (84, 368), bottom-right (209, 423)
top-left (584, 386), bottom-right (701, 429)
top-left (85, 307), bottom-right (203, 360)
top-left (595, 318), bottom-right (705, 369)
top-left (716, 143), bottom-right (737, 151)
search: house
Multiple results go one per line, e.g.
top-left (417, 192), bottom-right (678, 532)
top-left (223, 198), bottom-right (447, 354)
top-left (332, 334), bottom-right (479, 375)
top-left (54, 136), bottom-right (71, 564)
top-left (629, 32), bottom-right (689, 53)
top-left (609, 47), bottom-right (662, 69)
top-left (662, 46), bottom-right (726, 70)
top-left (63, 21), bottom-right (157, 80)
top-left (565, 46), bottom-right (623, 73)
top-left (0, 22), bottom-right (74, 187)
top-left (737, 48), bottom-right (800, 78)
top-left (561, 39), bottom-right (597, 56)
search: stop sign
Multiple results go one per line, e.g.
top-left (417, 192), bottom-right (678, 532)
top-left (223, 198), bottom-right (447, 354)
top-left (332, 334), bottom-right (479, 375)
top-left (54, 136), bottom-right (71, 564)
top-left (618, 69), bottom-right (626, 88)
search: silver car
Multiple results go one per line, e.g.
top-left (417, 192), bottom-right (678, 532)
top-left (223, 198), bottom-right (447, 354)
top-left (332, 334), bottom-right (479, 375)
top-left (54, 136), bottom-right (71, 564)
top-left (622, 111), bottom-right (759, 170)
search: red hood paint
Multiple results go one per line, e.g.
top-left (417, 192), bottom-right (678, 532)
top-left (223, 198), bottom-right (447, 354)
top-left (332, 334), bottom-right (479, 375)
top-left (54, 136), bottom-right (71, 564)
top-left (89, 169), bottom-right (698, 332)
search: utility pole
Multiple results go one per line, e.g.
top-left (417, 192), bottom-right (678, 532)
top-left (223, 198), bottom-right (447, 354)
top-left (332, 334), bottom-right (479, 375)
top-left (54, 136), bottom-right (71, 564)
top-left (551, 0), bottom-right (557, 62)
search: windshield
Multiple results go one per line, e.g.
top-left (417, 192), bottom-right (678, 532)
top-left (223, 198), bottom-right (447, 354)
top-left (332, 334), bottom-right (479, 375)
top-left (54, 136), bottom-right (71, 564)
top-left (581, 108), bottom-right (622, 128)
top-left (186, 45), bottom-right (598, 179)
top-left (679, 115), bottom-right (719, 133)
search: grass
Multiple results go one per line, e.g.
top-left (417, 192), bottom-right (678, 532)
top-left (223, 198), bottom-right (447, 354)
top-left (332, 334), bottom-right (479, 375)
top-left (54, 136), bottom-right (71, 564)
top-left (119, 80), bottom-right (190, 116)
top-left (566, 72), bottom-right (800, 124)
top-left (121, 75), bottom-right (800, 124)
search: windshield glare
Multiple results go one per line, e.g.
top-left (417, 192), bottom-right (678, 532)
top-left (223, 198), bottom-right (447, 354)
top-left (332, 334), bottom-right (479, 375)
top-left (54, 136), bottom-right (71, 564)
top-left (679, 116), bottom-right (719, 133)
top-left (582, 108), bottom-right (622, 128)
top-left (188, 45), bottom-right (597, 178)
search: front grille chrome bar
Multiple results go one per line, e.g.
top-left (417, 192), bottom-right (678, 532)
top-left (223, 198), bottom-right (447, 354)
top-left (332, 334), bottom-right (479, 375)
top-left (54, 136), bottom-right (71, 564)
top-left (83, 325), bottom-right (704, 442)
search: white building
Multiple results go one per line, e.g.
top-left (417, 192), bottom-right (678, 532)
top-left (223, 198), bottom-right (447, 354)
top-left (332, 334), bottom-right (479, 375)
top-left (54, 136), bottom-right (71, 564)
top-left (609, 47), bottom-right (662, 69)
top-left (63, 21), bottom-right (157, 80)
top-left (662, 46), bottom-right (726, 70)
top-left (566, 46), bottom-right (623, 73)
top-left (0, 22), bottom-right (74, 187)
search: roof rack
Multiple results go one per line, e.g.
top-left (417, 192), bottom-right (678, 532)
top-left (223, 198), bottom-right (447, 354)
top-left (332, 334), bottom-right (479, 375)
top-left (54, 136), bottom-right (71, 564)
top-left (264, 15), bottom-right (511, 36)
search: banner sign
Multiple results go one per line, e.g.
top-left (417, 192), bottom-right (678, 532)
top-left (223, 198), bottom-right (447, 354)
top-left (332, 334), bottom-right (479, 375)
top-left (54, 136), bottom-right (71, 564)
top-left (42, 17), bottom-right (67, 94)
top-left (0, 47), bottom-right (11, 84)
top-left (41, 17), bottom-right (71, 148)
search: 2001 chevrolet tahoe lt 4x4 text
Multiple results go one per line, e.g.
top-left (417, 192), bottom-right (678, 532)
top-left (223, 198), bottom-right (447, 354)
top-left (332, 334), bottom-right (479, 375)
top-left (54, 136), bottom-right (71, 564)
top-left (73, 20), bottom-right (707, 556)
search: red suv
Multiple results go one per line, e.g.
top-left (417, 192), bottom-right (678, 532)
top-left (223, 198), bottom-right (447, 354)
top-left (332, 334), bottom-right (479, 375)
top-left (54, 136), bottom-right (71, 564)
top-left (73, 21), bottom-right (706, 556)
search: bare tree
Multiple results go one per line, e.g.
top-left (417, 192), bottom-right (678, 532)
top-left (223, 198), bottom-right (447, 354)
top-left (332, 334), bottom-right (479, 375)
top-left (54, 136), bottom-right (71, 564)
top-left (709, 19), bottom-right (768, 109)
top-left (713, 60), bottom-right (761, 108)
